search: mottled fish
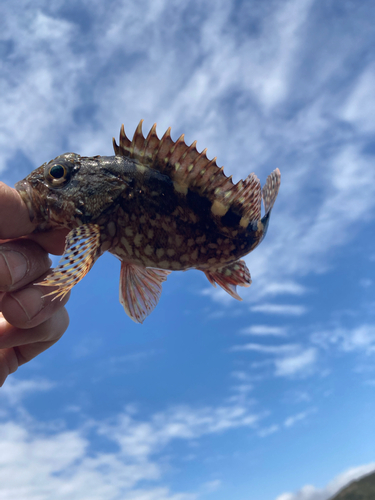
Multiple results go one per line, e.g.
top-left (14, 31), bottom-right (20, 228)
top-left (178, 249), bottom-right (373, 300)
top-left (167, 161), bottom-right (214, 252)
top-left (15, 121), bottom-right (281, 323)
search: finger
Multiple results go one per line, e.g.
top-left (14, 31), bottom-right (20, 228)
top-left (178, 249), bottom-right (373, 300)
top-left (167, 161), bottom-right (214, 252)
top-left (0, 308), bottom-right (69, 349)
top-left (0, 239), bottom-right (51, 293)
top-left (0, 183), bottom-right (35, 239)
top-left (28, 228), bottom-right (69, 256)
top-left (1, 284), bottom-right (70, 329)
top-left (0, 308), bottom-right (69, 386)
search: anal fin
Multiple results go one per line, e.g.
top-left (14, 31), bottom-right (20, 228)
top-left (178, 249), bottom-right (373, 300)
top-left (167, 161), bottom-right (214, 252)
top-left (120, 263), bottom-right (171, 323)
top-left (204, 260), bottom-right (251, 301)
top-left (36, 224), bottom-right (101, 300)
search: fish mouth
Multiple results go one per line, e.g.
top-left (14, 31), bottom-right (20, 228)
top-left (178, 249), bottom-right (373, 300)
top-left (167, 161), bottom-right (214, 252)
top-left (14, 179), bottom-right (39, 224)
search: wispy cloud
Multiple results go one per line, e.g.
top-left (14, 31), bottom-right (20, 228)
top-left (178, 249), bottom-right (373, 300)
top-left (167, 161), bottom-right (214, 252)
top-left (275, 348), bottom-right (317, 377)
top-left (230, 371), bottom-right (251, 382)
top-left (250, 304), bottom-right (308, 316)
top-left (257, 282), bottom-right (309, 298)
top-left (311, 324), bottom-right (375, 354)
top-left (341, 63), bottom-right (375, 134)
top-left (284, 408), bottom-right (316, 428)
top-left (0, 378), bottom-right (261, 499)
top-left (231, 342), bottom-right (317, 378)
top-left (258, 424), bottom-right (280, 438)
top-left (0, 1), bottom-right (375, 498)
top-left (231, 343), bottom-right (298, 354)
top-left (239, 325), bottom-right (288, 336)
top-left (0, 377), bottom-right (55, 406)
top-left (1, 0), bottom-right (374, 325)
top-left (98, 403), bottom-right (260, 461)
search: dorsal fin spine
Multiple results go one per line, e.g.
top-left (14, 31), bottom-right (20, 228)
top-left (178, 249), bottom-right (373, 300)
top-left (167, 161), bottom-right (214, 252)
top-left (168, 134), bottom-right (188, 165)
top-left (144, 123), bottom-right (159, 160)
top-left (154, 127), bottom-right (173, 169)
top-left (112, 137), bottom-right (120, 155)
top-left (113, 121), bottom-right (267, 222)
top-left (120, 124), bottom-right (131, 152)
top-left (130, 120), bottom-right (146, 159)
top-left (173, 140), bottom-right (198, 175)
top-left (185, 148), bottom-right (208, 186)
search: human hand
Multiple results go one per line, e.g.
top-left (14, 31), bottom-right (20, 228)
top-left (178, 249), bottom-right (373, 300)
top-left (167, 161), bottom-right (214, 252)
top-left (0, 182), bottom-right (70, 386)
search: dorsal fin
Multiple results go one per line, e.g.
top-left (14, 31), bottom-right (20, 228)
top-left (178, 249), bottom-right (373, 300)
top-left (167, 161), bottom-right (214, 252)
top-left (113, 121), bottom-right (264, 222)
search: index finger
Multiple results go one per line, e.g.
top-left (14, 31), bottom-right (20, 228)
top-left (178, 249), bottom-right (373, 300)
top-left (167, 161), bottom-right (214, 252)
top-left (0, 183), bottom-right (36, 239)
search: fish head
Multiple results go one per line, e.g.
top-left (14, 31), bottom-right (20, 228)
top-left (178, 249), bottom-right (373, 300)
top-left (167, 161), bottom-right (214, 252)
top-left (15, 153), bottom-right (127, 229)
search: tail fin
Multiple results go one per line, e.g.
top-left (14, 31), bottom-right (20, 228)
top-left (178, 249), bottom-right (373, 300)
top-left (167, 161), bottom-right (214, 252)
top-left (262, 168), bottom-right (281, 215)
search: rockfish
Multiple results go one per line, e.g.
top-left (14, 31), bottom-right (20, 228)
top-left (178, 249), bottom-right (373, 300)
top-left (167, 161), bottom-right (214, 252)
top-left (15, 121), bottom-right (280, 323)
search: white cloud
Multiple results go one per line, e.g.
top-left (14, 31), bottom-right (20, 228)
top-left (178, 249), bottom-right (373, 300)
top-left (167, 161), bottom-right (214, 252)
top-left (231, 371), bottom-right (251, 381)
top-left (341, 325), bottom-right (375, 353)
top-left (98, 404), bottom-right (259, 460)
top-left (0, 9), bottom-right (84, 173)
top-left (250, 304), bottom-right (308, 316)
top-left (275, 462), bottom-right (375, 500)
top-left (284, 408), bottom-right (316, 428)
top-left (231, 384), bottom-right (253, 394)
top-left (258, 282), bottom-right (309, 298)
top-left (275, 348), bottom-right (317, 377)
top-left (0, 377), bottom-right (262, 499)
top-left (231, 342), bottom-right (317, 378)
top-left (0, 377), bottom-right (55, 406)
top-left (1, 0), bottom-right (374, 314)
top-left (200, 286), bottom-right (235, 306)
top-left (0, 2), bottom-right (374, 499)
top-left (311, 324), bottom-right (375, 354)
top-left (239, 325), bottom-right (288, 336)
top-left (231, 343), bottom-right (298, 354)
top-left (258, 424), bottom-right (279, 438)
top-left (341, 64), bottom-right (375, 133)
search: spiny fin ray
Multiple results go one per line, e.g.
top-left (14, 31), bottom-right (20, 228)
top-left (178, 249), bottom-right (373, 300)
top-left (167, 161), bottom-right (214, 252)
top-left (113, 122), bottom-right (265, 222)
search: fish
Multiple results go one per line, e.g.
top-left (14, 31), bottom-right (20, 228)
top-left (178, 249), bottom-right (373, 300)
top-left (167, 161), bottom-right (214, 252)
top-left (15, 121), bottom-right (281, 323)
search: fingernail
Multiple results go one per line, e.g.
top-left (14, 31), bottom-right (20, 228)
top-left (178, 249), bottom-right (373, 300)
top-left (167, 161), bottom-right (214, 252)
top-left (0, 250), bottom-right (28, 286)
top-left (9, 288), bottom-right (44, 321)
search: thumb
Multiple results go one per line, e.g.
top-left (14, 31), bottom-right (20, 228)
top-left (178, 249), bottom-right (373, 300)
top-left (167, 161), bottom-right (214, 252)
top-left (0, 183), bottom-right (36, 239)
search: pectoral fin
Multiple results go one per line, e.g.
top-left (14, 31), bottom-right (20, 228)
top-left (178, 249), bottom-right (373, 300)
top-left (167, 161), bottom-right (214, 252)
top-left (204, 260), bottom-right (251, 301)
top-left (119, 263), bottom-right (171, 323)
top-left (36, 224), bottom-right (101, 300)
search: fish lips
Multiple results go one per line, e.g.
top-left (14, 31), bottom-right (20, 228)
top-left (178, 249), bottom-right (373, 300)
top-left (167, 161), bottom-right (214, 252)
top-left (15, 179), bottom-right (47, 224)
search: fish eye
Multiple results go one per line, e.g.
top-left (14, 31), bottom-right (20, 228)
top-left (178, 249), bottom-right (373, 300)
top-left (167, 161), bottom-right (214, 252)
top-left (49, 164), bottom-right (66, 179)
top-left (46, 164), bottom-right (70, 186)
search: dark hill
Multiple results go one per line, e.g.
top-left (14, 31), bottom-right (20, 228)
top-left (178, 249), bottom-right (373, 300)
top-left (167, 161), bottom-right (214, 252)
top-left (329, 471), bottom-right (375, 500)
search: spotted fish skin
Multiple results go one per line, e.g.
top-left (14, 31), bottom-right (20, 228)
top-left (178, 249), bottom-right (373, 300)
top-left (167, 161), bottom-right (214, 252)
top-left (15, 121), bottom-right (280, 323)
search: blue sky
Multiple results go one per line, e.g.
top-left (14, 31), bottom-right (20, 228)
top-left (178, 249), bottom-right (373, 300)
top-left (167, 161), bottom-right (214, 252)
top-left (0, 0), bottom-right (375, 499)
